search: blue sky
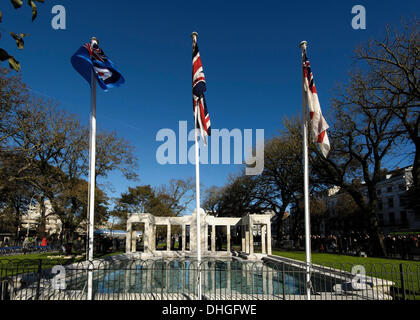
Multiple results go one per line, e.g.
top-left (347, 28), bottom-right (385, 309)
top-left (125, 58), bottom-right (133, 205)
top-left (1, 0), bottom-right (417, 203)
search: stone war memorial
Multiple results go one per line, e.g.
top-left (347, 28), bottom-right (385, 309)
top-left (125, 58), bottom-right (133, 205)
top-left (126, 209), bottom-right (272, 259)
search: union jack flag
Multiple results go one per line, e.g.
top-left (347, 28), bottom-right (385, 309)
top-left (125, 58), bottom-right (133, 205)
top-left (302, 48), bottom-right (330, 158)
top-left (84, 42), bottom-right (107, 62)
top-left (192, 36), bottom-right (211, 144)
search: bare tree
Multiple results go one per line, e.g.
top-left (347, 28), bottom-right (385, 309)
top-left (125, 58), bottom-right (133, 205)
top-left (355, 19), bottom-right (420, 210)
top-left (257, 117), bottom-right (304, 239)
top-left (309, 69), bottom-right (402, 256)
top-left (154, 178), bottom-right (195, 216)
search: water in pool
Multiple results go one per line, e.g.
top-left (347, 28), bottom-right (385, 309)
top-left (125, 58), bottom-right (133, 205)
top-left (69, 258), bottom-right (317, 297)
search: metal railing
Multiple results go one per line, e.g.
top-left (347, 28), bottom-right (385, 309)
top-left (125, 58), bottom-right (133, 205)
top-left (1, 257), bottom-right (419, 301)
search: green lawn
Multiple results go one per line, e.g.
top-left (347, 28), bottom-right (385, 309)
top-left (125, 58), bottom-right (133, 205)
top-left (0, 251), bottom-right (125, 274)
top-left (272, 250), bottom-right (420, 299)
top-left (271, 250), bottom-right (420, 269)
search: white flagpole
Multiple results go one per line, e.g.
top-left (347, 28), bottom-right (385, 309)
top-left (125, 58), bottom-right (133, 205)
top-left (194, 105), bottom-right (202, 300)
top-left (87, 36), bottom-right (98, 301)
top-left (191, 31), bottom-right (202, 300)
top-left (300, 40), bottom-right (312, 301)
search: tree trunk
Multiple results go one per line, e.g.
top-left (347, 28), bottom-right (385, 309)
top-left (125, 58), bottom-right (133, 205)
top-left (367, 205), bottom-right (386, 257)
top-left (14, 206), bottom-right (21, 242)
top-left (276, 216), bottom-right (283, 246)
top-left (412, 139), bottom-right (420, 189)
top-left (275, 204), bottom-right (289, 245)
top-left (37, 196), bottom-right (47, 237)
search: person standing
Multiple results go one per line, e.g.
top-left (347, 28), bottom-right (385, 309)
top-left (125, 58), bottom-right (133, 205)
top-left (23, 236), bottom-right (30, 254)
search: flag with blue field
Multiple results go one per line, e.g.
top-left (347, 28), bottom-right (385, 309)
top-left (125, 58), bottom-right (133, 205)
top-left (71, 41), bottom-right (125, 91)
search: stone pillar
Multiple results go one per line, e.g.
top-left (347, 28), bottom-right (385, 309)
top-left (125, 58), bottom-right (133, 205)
top-left (241, 226), bottom-right (246, 252)
top-left (267, 222), bottom-right (272, 255)
top-left (211, 260), bottom-right (216, 292)
top-left (262, 264), bottom-right (266, 294)
top-left (246, 264), bottom-right (251, 287)
top-left (261, 224), bottom-right (266, 254)
top-left (227, 226), bottom-right (231, 252)
top-left (245, 225), bottom-right (250, 254)
top-left (151, 224), bottom-right (156, 251)
top-left (124, 263), bottom-right (131, 293)
top-left (126, 222), bottom-right (132, 253)
top-left (147, 261), bottom-right (153, 291)
top-left (182, 224), bottom-right (186, 251)
top-left (211, 225), bottom-right (216, 253)
top-left (131, 225), bottom-right (136, 253)
top-left (267, 266), bottom-right (273, 296)
top-left (205, 223), bottom-right (209, 252)
top-left (182, 261), bottom-right (186, 289)
top-left (165, 261), bottom-right (170, 290)
top-left (249, 220), bottom-right (254, 255)
top-left (144, 222), bottom-right (149, 252)
top-left (226, 261), bottom-right (231, 292)
top-left (167, 224), bottom-right (171, 251)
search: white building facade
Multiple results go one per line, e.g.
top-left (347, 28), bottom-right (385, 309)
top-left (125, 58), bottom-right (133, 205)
top-left (21, 200), bottom-right (62, 235)
top-left (376, 167), bottom-right (420, 234)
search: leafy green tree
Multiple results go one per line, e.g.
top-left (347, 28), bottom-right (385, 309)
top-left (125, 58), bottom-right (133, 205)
top-left (0, 67), bottom-right (28, 146)
top-left (203, 173), bottom-right (267, 218)
top-left (1, 93), bottom-right (138, 237)
top-left (111, 184), bottom-right (176, 228)
top-left (112, 185), bottom-right (156, 223)
top-left (112, 178), bottom-right (195, 229)
top-left (202, 186), bottom-right (223, 216)
top-left (0, 151), bottom-right (36, 234)
top-left (51, 176), bottom-right (109, 238)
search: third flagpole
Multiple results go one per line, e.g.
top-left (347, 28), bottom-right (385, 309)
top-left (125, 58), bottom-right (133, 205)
top-left (191, 31), bottom-right (202, 301)
top-left (300, 40), bottom-right (312, 301)
top-left (87, 36), bottom-right (98, 301)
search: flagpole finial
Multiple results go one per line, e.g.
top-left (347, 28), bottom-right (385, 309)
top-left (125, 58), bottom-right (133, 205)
top-left (91, 37), bottom-right (99, 45)
top-left (191, 32), bottom-right (199, 40)
top-left (300, 41), bottom-right (308, 50)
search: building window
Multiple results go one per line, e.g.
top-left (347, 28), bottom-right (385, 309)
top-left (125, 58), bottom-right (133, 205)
top-left (399, 195), bottom-right (407, 207)
top-left (377, 189), bottom-right (382, 196)
top-left (387, 186), bottom-right (393, 193)
top-left (388, 197), bottom-right (394, 209)
top-left (389, 212), bottom-right (395, 225)
top-left (378, 214), bottom-right (384, 226)
top-left (378, 200), bottom-right (383, 211)
top-left (401, 211), bottom-right (408, 225)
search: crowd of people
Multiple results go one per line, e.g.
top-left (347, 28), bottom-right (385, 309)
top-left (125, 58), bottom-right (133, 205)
top-left (383, 234), bottom-right (420, 259)
top-left (95, 235), bottom-right (122, 254)
top-left (1, 232), bottom-right (124, 256)
top-left (284, 232), bottom-right (420, 259)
